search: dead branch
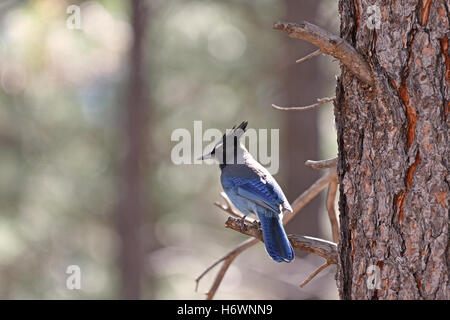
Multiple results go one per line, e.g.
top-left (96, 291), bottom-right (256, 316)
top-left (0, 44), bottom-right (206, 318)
top-left (195, 237), bottom-right (258, 295)
top-left (326, 178), bottom-right (339, 243)
top-left (272, 96), bottom-right (335, 111)
top-left (197, 168), bottom-right (337, 299)
top-left (300, 262), bottom-right (331, 288)
top-left (296, 49), bottom-right (321, 64)
top-left (225, 217), bottom-right (338, 263)
top-left (287, 168), bottom-right (337, 220)
top-left (274, 21), bottom-right (374, 86)
top-left (305, 157), bottom-right (338, 170)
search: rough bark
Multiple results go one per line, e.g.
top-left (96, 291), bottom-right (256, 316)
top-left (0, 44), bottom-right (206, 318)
top-left (335, 0), bottom-right (449, 299)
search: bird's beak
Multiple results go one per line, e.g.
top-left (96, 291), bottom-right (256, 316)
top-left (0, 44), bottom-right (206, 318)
top-left (197, 152), bottom-right (213, 161)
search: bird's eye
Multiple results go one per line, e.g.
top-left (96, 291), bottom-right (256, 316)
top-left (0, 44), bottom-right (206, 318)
top-left (211, 149), bottom-right (216, 155)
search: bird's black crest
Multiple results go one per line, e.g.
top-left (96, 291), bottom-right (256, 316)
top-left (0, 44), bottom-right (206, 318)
top-left (223, 121), bottom-right (248, 140)
top-left (222, 121), bottom-right (248, 141)
top-left (232, 121), bottom-right (248, 132)
top-left (217, 121), bottom-right (248, 167)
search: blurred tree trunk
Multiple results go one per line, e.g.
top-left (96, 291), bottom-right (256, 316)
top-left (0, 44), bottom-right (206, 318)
top-left (335, 0), bottom-right (449, 299)
top-left (282, 0), bottom-right (322, 240)
top-left (115, 0), bottom-right (151, 300)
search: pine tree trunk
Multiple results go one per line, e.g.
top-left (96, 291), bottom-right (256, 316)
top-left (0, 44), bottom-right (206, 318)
top-left (116, 0), bottom-right (150, 299)
top-left (335, 0), bottom-right (449, 299)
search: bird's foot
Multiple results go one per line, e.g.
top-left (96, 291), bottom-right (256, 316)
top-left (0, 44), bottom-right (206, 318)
top-left (251, 219), bottom-right (261, 229)
top-left (239, 216), bottom-right (246, 231)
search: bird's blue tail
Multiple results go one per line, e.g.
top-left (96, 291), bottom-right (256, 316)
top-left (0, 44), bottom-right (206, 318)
top-left (257, 211), bottom-right (294, 263)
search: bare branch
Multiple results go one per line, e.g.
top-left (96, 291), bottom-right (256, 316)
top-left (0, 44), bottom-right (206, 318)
top-left (274, 21), bottom-right (374, 86)
top-left (296, 49), bottom-right (321, 64)
top-left (300, 262), bottom-right (331, 288)
top-left (198, 168), bottom-right (337, 299)
top-left (195, 238), bottom-right (258, 294)
top-left (272, 96), bottom-right (335, 111)
top-left (225, 217), bottom-right (338, 263)
top-left (205, 256), bottom-right (235, 300)
top-left (305, 157), bottom-right (338, 169)
top-left (287, 168), bottom-right (337, 220)
top-left (326, 178), bottom-right (339, 243)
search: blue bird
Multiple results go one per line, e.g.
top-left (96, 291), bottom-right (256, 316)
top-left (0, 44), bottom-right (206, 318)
top-left (199, 121), bottom-right (294, 262)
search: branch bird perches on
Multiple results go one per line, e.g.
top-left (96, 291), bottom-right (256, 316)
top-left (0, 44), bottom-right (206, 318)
top-left (225, 217), bottom-right (337, 263)
top-left (196, 163), bottom-right (339, 299)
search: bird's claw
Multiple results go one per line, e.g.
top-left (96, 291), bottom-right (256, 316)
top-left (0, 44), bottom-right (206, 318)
top-left (240, 216), bottom-right (246, 231)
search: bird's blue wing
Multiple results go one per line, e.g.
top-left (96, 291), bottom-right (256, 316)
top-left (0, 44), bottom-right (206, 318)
top-left (221, 163), bottom-right (292, 214)
top-left (237, 180), bottom-right (282, 214)
top-left (222, 176), bottom-right (284, 214)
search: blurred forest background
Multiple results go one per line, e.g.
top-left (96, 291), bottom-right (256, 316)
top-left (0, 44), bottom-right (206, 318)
top-left (0, 0), bottom-right (340, 299)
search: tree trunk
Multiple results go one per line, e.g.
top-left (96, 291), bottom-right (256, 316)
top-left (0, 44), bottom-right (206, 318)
top-left (335, 0), bottom-right (449, 299)
top-left (115, 0), bottom-right (150, 300)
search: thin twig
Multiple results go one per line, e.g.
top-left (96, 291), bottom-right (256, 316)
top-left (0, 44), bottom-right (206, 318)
top-left (305, 157), bottom-right (338, 170)
top-left (213, 192), bottom-right (240, 218)
top-left (195, 237), bottom-right (258, 293)
top-left (287, 168), bottom-right (337, 221)
top-left (300, 262), bottom-right (331, 288)
top-left (206, 256), bottom-right (235, 300)
top-left (205, 238), bottom-right (258, 300)
top-left (197, 168), bottom-right (337, 299)
top-left (214, 192), bottom-right (256, 223)
top-left (296, 49), bottom-right (321, 64)
top-left (272, 96), bottom-right (335, 111)
top-left (326, 178), bottom-right (339, 243)
top-left (274, 21), bottom-right (374, 85)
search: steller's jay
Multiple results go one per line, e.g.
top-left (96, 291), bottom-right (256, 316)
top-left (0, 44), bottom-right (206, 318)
top-left (199, 121), bottom-right (294, 262)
